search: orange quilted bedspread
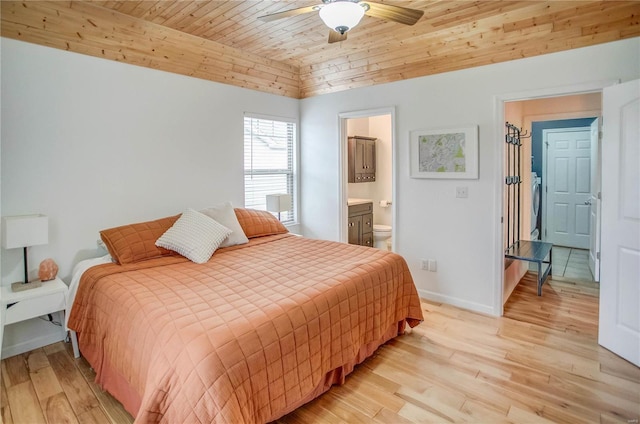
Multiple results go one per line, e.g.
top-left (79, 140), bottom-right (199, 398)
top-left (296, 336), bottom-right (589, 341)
top-left (68, 234), bottom-right (423, 423)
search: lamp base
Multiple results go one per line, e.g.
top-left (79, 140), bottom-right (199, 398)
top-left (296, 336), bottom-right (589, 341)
top-left (11, 280), bottom-right (42, 292)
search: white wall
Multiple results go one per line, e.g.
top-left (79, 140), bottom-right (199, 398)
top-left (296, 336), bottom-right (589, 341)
top-left (1, 38), bottom-right (299, 283)
top-left (1, 38), bottom-right (299, 354)
top-left (300, 38), bottom-right (640, 314)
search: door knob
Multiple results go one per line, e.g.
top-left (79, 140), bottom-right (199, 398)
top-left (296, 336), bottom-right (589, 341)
top-left (584, 200), bottom-right (592, 205)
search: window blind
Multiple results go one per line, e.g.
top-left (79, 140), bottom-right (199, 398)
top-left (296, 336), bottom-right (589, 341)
top-left (244, 115), bottom-right (296, 223)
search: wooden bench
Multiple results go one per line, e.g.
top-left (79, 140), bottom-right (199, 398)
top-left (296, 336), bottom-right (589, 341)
top-left (505, 240), bottom-right (553, 296)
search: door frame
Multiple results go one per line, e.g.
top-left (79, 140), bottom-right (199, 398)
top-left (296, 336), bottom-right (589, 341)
top-left (338, 107), bottom-right (397, 250)
top-left (492, 80), bottom-right (618, 316)
top-left (588, 118), bottom-right (601, 282)
top-left (541, 126), bottom-right (592, 247)
top-left (520, 111), bottom-right (601, 239)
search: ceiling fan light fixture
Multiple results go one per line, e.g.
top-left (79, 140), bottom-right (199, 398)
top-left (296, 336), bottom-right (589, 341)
top-left (319, 1), bottom-right (365, 35)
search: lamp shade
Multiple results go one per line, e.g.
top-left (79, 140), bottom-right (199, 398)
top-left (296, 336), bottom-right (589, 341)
top-left (319, 1), bottom-right (365, 34)
top-left (2, 215), bottom-right (49, 249)
top-left (266, 194), bottom-right (291, 213)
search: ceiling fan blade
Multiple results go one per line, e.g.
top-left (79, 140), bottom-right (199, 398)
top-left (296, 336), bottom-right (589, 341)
top-left (364, 2), bottom-right (424, 25)
top-left (258, 5), bottom-right (318, 22)
top-left (328, 30), bottom-right (347, 44)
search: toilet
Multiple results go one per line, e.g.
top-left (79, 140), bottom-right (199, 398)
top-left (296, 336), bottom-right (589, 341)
top-left (373, 224), bottom-right (392, 250)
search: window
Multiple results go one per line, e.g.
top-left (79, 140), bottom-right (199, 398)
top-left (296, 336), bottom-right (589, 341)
top-left (244, 114), bottom-right (296, 224)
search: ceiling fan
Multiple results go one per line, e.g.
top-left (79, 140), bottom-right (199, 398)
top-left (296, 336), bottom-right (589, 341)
top-left (258, 0), bottom-right (424, 44)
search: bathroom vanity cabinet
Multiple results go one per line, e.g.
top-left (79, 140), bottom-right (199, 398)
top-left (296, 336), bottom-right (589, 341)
top-left (348, 136), bottom-right (376, 183)
top-left (348, 202), bottom-right (373, 247)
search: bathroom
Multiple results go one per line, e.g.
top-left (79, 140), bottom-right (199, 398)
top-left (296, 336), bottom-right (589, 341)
top-left (346, 114), bottom-right (393, 250)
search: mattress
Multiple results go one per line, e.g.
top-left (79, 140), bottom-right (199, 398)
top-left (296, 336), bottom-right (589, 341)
top-left (68, 233), bottom-right (423, 423)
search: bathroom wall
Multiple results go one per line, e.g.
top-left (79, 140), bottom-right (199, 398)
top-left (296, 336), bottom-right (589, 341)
top-left (346, 115), bottom-right (393, 226)
top-left (368, 115), bottom-right (393, 226)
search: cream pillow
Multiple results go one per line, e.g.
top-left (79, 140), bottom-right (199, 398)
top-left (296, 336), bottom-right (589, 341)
top-left (155, 208), bottom-right (232, 264)
top-left (200, 201), bottom-right (249, 247)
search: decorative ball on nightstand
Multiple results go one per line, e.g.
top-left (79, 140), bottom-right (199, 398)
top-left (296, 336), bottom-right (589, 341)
top-left (38, 258), bottom-right (58, 281)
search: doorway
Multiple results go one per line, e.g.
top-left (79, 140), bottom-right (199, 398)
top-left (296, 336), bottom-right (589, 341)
top-left (538, 120), bottom-right (599, 282)
top-left (540, 124), bottom-right (594, 248)
top-left (502, 99), bottom-right (602, 350)
top-left (497, 79), bottom-right (640, 368)
top-left (503, 103), bottom-right (601, 285)
top-left (496, 84), bottom-right (609, 315)
top-left (338, 108), bottom-right (396, 251)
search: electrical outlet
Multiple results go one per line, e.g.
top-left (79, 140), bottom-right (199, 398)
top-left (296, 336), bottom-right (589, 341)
top-left (428, 259), bottom-right (437, 272)
top-left (420, 259), bottom-right (429, 270)
top-left (456, 187), bottom-right (468, 198)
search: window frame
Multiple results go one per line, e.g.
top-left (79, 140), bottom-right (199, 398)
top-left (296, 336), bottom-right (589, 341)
top-left (243, 112), bottom-right (298, 225)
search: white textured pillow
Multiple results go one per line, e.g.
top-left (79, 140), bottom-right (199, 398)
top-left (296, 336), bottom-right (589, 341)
top-left (200, 202), bottom-right (249, 248)
top-left (155, 208), bottom-right (232, 264)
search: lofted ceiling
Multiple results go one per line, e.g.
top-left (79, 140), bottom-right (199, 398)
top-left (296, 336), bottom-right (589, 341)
top-left (2, 1), bottom-right (639, 98)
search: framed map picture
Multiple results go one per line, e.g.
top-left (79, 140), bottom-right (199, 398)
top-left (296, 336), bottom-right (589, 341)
top-left (410, 125), bottom-right (478, 179)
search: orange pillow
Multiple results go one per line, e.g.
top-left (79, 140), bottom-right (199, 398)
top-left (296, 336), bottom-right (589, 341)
top-left (234, 208), bottom-right (288, 238)
top-left (100, 215), bottom-right (180, 264)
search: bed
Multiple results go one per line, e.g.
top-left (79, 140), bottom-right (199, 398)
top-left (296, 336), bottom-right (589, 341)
top-left (67, 208), bottom-right (423, 423)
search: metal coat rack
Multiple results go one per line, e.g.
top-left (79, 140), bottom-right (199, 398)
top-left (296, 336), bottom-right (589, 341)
top-left (505, 122), bottom-right (527, 250)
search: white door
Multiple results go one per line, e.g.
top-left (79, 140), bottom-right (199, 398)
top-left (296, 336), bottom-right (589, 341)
top-left (588, 119), bottom-right (601, 281)
top-left (599, 79), bottom-right (640, 367)
top-left (544, 127), bottom-right (592, 248)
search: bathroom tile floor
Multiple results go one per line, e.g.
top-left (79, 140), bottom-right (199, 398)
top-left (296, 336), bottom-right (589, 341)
top-left (530, 246), bottom-right (594, 281)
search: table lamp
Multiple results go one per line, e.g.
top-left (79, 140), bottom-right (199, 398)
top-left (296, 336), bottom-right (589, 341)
top-left (2, 215), bottom-right (49, 292)
top-left (266, 194), bottom-right (291, 221)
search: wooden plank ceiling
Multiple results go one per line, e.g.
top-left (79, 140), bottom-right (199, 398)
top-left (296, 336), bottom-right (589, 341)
top-left (2, 1), bottom-right (639, 98)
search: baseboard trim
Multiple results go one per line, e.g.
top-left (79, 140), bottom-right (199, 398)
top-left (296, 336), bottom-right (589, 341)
top-left (417, 289), bottom-right (497, 316)
top-left (1, 331), bottom-right (65, 359)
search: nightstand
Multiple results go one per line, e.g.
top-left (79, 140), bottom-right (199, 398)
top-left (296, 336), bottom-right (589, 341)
top-left (1, 277), bottom-right (67, 358)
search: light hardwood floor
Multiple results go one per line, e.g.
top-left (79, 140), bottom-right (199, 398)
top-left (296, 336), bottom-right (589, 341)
top-left (2, 272), bottom-right (639, 423)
